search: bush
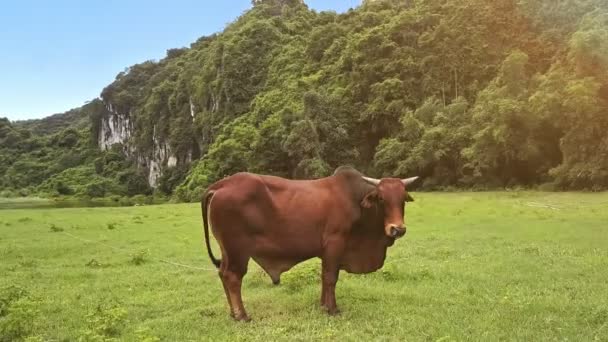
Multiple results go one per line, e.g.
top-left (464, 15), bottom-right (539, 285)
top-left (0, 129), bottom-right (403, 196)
top-left (281, 260), bottom-right (319, 293)
top-left (118, 197), bottom-right (134, 207)
top-left (16, 188), bottom-right (30, 197)
top-left (55, 181), bottom-right (73, 196)
top-left (131, 195), bottom-right (152, 205)
top-left (134, 327), bottom-right (160, 342)
top-left (79, 302), bottom-right (128, 341)
top-left (55, 128), bottom-right (80, 148)
top-left (538, 182), bottom-right (559, 192)
top-left (149, 192), bottom-right (168, 204)
top-left (49, 224), bottom-right (64, 232)
top-left (157, 166), bottom-right (189, 195)
top-left (57, 153), bottom-right (83, 170)
top-left (0, 286), bottom-right (38, 342)
top-left (85, 181), bottom-right (107, 198)
top-left (118, 169), bottom-right (152, 196)
top-left (130, 250), bottom-right (149, 265)
top-left (0, 190), bottom-right (15, 198)
top-left (85, 259), bottom-right (108, 269)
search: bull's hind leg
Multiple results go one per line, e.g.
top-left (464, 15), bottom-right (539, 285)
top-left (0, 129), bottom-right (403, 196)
top-left (220, 253), bottom-right (251, 322)
top-left (217, 259), bottom-right (234, 317)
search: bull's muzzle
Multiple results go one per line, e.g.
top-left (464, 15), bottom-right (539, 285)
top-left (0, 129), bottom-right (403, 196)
top-left (388, 225), bottom-right (406, 238)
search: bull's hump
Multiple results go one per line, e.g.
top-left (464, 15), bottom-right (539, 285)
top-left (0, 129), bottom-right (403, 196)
top-left (333, 165), bottom-right (362, 177)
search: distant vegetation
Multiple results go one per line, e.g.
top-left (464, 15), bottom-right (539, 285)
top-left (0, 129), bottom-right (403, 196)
top-left (1, 0), bottom-right (608, 201)
top-left (0, 102), bottom-right (152, 200)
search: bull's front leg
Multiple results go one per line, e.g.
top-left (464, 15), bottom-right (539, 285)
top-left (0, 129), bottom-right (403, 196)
top-left (321, 236), bottom-right (345, 315)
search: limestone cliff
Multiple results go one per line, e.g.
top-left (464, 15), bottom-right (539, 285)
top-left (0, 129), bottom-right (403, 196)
top-left (96, 101), bottom-right (193, 188)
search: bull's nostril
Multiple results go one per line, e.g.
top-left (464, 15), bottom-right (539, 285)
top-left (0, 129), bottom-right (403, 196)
top-left (389, 226), bottom-right (406, 238)
top-left (390, 226), bottom-right (402, 237)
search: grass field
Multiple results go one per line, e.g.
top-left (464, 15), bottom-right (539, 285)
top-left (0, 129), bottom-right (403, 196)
top-left (1, 192), bottom-right (608, 341)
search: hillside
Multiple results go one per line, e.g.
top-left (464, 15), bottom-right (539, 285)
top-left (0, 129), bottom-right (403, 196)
top-left (0, 100), bottom-right (152, 199)
top-left (1, 0), bottom-right (608, 200)
top-left (13, 107), bottom-right (90, 136)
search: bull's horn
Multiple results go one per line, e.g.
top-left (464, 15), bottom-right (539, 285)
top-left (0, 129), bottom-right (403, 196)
top-left (401, 176), bottom-right (419, 186)
top-left (362, 176), bottom-right (381, 186)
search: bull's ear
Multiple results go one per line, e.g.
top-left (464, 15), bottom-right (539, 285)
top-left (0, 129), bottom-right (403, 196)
top-left (361, 190), bottom-right (378, 208)
top-left (405, 193), bottom-right (414, 202)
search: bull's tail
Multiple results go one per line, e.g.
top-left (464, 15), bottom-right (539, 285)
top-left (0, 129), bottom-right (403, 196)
top-left (201, 190), bottom-right (221, 268)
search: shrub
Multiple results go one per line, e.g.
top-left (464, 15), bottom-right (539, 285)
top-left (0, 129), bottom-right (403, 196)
top-left (55, 181), bottom-right (73, 196)
top-left (0, 190), bottom-right (15, 198)
top-left (0, 286), bottom-right (38, 342)
top-left (157, 166), bottom-right (189, 195)
top-left (49, 224), bottom-right (64, 232)
top-left (378, 263), bottom-right (400, 282)
top-left (79, 302), bottom-right (128, 341)
top-left (118, 197), bottom-right (134, 206)
top-left (538, 182), bottom-right (558, 192)
top-left (118, 169), bottom-right (152, 196)
top-left (134, 327), bottom-right (160, 342)
top-left (17, 188), bottom-right (30, 197)
top-left (130, 250), bottom-right (149, 265)
top-left (55, 128), bottom-right (80, 148)
top-left (85, 181), bottom-right (107, 198)
top-left (131, 195), bottom-right (151, 205)
top-left (85, 259), bottom-right (105, 268)
top-left (281, 260), bottom-right (319, 293)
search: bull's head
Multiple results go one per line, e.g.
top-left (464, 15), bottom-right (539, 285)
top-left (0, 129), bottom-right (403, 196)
top-left (360, 176), bottom-right (418, 239)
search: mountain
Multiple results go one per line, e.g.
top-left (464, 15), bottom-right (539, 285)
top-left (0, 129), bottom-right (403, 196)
top-left (2, 0), bottom-right (608, 200)
top-left (13, 107), bottom-right (90, 136)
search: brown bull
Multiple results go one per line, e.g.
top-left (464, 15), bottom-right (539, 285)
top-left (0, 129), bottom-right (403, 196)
top-left (201, 166), bottom-right (418, 321)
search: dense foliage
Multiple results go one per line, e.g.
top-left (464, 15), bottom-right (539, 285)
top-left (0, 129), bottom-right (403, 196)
top-left (0, 100), bottom-right (151, 198)
top-left (2, 0), bottom-right (608, 200)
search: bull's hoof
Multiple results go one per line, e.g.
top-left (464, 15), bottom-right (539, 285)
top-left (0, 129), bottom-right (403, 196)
top-left (321, 305), bottom-right (341, 316)
top-left (232, 313), bottom-right (252, 322)
top-left (236, 315), bottom-right (252, 322)
top-left (327, 308), bottom-right (340, 316)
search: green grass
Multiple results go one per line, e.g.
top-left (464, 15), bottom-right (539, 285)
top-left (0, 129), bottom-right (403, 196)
top-left (1, 192), bottom-right (608, 341)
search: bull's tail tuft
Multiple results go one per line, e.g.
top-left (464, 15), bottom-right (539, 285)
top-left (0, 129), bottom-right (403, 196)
top-left (201, 190), bottom-right (221, 268)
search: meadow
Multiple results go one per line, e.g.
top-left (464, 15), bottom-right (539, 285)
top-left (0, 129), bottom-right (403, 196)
top-left (1, 192), bottom-right (607, 341)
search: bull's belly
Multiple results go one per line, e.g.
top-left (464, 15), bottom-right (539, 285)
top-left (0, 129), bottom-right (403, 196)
top-left (252, 256), bottom-right (304, 284)
top-left (250, 234), bottom-right (320, 283)
top-left (251, 235), bottom-right (320, 261)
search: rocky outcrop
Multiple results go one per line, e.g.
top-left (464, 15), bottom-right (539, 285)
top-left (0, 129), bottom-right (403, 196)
top-left (97, 102), bottom-right (190, 188)
top-left (98, 103), bottom-right (132, 151)
top-left (146, 125), bottom-right (192, 187)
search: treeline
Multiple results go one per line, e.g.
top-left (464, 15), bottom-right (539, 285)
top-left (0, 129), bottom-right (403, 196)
top-left (2, 0), bottom-right (608, 200)
top-left (0, 101), bottom-right (152, 198)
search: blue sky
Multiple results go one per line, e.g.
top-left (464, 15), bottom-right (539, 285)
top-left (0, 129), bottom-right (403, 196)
top-left (0, 0), bottom-right (360, 121)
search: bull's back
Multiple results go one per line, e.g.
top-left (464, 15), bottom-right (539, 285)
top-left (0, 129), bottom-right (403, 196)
top-left (209, 172), bottom-right (346, 257)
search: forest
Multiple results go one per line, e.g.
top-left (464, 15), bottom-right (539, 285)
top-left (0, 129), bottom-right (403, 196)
top-left (1, 0), bottom-right (607, 201)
